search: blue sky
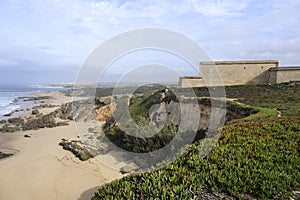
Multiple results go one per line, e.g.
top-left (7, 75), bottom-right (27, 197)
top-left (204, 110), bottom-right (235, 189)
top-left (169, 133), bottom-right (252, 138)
top-left (0, 0), bottom-right (299, 84)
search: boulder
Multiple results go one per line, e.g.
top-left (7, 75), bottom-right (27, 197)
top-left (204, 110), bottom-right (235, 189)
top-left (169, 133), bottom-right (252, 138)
top-left (0, 124), bottom-right (20, 133)
top-left (8, 117), bottom-right (25, 125)
top-left (120, 163), bottom-right (140, 174)
top-left (59, 139), bottom-right (94, 161)
top-left (31, 109), bottom-right (40, 115)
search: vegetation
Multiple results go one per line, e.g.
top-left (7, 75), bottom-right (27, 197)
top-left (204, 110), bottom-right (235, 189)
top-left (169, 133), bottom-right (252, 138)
top-left (105, 122), bottom-right (178, 153)
top-left (191, 83), bottom-right (300, 118)
top-left (93, 82), bottom-right (300, 199)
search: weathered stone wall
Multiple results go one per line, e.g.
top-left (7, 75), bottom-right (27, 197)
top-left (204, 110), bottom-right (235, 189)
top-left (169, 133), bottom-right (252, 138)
top-left (178, 60), bottom-right (300, 87)
top-left (269, 67), bottom-right (300, 84)
top-left (200, 60), bottom-right (278, 86)
top-left (179, 76), bottom-right (206, 88)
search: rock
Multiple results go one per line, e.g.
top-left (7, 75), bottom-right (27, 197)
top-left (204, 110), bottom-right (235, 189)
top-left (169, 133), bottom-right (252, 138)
top-left (0, 124), bottom-right (20, 133)
top-left (0, 120), bottom-right (6, 123)
top-left (59, 139), bottom-right (94, 161)
top-left (31, 109), bottom-right (40, 115)
top-left (22, 113), bottom-right (56, 131)
top-left (8, 117), bottom-right (25, 125)
top-left (95, 96), bottom-right (112, 106)
top-left (0, 151), bottom-right (13, 160)
top-left (88, 125), bottom-right (102, 133)
top-left (23, 96), bottom-right (52, 102)
top-left (96, 103), bottom-right (115, 122)
top-left (56, 121), bottom-right (69, 126)
top-left (3, 113), bottom-right (12, 117)
top-left (54, 100), bottom-right (97, 122)
top-left (120, 163), bottom-right (140, 174)
top-left (24, 134), bottom-right (31, 138)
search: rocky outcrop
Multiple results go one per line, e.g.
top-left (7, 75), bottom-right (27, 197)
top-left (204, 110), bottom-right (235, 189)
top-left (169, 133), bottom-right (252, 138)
top-left (53, 99), bottom-right (97, 122)
top-left (8, 117), bottom-right (25, 125)
top-left (31, 109), bottom-right (40, 115)
top-left (96, 103), bottom-right (116, 122)
top-left (0, 124), bottom-right (21, 133)
top-left (0, 98), bottom-right (100, 133)
top-left (0, 151), bottom-right (14, 159)
top-left (32, 104), bottom-right (58, 109)
top-left (149, 100), bottom-right (225, 131)
top-left (22, 113), bottom-right (66, 131)
top-left (22, 96), bottom-right (52, 102)
top-left (120, 163), bottom-right (140, 174)
top-left (59, 139), bottom-right (93, 161)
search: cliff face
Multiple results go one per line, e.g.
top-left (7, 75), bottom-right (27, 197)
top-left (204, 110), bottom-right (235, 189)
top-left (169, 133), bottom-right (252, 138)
top-left (96, 103), bottom-right (116, 122)
top-left (149, 101), bottom-right (227, 132)
top-left (98, 89), bottom-right (256, 136)
top-left (58, 89), bottom-right (258, 171)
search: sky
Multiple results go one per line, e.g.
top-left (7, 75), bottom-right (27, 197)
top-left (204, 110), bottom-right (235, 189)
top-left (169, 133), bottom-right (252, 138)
top-left (0, 0), bottom-right (299, 84)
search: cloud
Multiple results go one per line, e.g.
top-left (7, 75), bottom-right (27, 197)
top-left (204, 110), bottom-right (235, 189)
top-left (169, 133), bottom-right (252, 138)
top-left (190, 0), bottom-right (253, 18)
top-left (0, 0), bottom-right (299, 84)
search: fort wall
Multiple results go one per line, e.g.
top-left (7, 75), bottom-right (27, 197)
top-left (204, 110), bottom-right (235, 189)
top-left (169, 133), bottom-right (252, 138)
top-left (179, 76), bottom-right (205, 88)
top-left (269, 67), bottom-right (300, 84)
top-left (200, 60), bottom-right (278, 85)
top-left (179, 60), bottom-right (300, 88)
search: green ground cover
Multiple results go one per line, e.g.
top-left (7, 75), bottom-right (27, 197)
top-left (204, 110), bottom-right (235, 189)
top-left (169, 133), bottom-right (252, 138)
top-left (93, 83), bottom-right (300, 199)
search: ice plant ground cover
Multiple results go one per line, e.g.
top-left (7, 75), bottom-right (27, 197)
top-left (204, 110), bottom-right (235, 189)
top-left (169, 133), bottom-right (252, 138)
top-left (92, 83), bottom-right (300, 199)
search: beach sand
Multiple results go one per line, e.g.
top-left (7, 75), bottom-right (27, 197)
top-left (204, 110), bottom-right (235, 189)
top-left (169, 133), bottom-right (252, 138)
top-left (0, 92), bottom-right (123, 200)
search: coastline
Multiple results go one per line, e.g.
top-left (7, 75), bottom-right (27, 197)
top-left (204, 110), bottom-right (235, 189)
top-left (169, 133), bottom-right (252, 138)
top-left (0, 90), bottom-right (123, 200)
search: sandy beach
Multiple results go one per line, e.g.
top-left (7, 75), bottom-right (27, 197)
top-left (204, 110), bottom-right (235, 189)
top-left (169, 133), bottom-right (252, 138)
top-left (0, 92), bottom-right (123, 200)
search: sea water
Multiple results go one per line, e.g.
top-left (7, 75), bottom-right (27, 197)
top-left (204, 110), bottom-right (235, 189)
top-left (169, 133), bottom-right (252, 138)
top-left (0, 85), bottom-right (67, 116)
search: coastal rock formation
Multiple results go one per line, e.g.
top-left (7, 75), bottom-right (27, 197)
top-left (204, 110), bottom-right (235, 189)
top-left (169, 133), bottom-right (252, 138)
top-left (22, 96), bottom-right (52, 102)
top-left (59, 139), bottom-right (93, 161)
top-left (0, 124), bottom-right (20, 133)
top-left (32, 104), bottom-right (58, 109)
top-left (120, 163), bottom-right (140, 174)
top-left (96, 103), bottom-right (116, 122)
top-left (53, 99), bottom-right (97, 121)
top-left (0, 151), bottom-right (14, 159)
top-left (8, 117), bottom-right (25, 125)
top-left (31, 109), bottom-right (40, 115)
top-left (22, 113), bottom-right (63, 131)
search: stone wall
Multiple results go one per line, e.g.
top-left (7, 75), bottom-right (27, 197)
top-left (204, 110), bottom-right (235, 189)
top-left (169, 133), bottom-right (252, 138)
top-left (179, 76), bottom-right (206, 88)
top-left (269, 67), bottom-right (300, 84)
top-left (178, 60), bottom-right (300, 88)
top-left (200, 60), bottom-right (278, 86)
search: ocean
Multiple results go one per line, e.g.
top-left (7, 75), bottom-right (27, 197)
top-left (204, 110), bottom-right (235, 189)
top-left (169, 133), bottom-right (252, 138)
top-left (0, 85), bottom-right (68, 117)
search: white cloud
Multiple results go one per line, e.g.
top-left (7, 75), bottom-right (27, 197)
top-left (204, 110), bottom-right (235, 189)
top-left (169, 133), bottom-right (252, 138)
top-left (0, 0), bottom-right (300, 84)
top-left (190, 0), bottom-right (253, 18)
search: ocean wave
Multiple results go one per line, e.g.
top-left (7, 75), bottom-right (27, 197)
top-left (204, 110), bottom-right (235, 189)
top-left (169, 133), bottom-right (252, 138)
top-left (0, 104), bottom-right (20, 115)
top-left (0, 96), bottom-right (20, 115)
top-left (27, 84), bottom-right (66, 89)
top-left (0, 96), bottom-right (16, 107)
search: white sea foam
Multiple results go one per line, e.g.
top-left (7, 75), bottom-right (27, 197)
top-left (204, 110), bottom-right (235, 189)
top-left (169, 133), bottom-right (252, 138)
top-left (0, 85), bottom-right (67, 118)
top-left (28, 84), bottom-right (65, 89)
top-left (0, 96), bottom-right (20, 115)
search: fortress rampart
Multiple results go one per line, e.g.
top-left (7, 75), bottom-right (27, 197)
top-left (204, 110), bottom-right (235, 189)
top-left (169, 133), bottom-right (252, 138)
top-left (179, 60), bottom-right (300, 88)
